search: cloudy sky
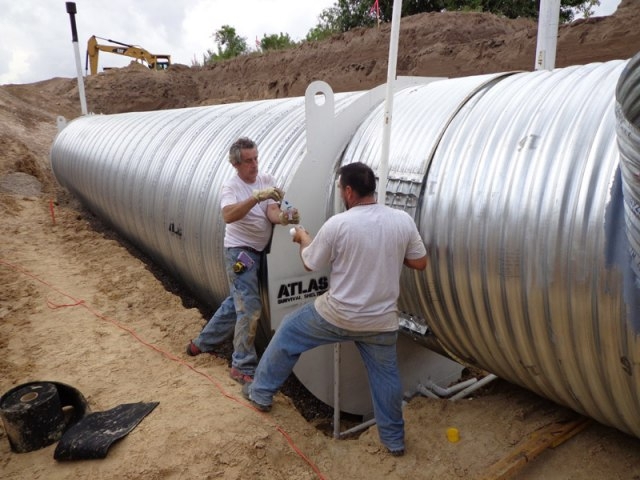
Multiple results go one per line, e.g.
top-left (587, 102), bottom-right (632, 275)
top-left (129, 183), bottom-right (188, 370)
top-left (0, 0), bottom-right (622, 86)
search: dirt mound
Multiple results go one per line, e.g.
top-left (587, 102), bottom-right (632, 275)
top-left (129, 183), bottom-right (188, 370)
top-left (6, 2), bottom-right (640, 118)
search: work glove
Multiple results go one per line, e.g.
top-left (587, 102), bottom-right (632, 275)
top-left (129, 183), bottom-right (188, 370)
top-left (279, 209), bottom-right (301, 226)
top-left (252, 187), bottom-right (284, 203)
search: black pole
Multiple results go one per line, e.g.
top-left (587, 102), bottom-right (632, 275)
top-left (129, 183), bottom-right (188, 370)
top-left (66, 2), bottom-right (78, 43)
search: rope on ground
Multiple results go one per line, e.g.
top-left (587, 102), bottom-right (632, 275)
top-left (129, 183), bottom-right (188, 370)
top-left (0, 257), bottom-right (327, 480)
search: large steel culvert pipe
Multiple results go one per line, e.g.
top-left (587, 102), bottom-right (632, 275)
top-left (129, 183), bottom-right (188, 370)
top-left (421, 58), bottom-right (640, 438)
top-left (51, 54), bottom-right (640, 436)
top-left (341, 55), bottom-right (640, 437)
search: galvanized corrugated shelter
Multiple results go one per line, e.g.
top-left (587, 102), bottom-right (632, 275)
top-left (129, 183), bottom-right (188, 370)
top-left (51, 54), bottom-right (640, 438)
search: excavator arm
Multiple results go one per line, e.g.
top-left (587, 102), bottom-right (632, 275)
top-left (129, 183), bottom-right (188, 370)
top-left (85, 35), bottom-right (171, 75)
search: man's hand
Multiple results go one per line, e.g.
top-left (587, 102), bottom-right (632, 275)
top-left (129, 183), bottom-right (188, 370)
top-left (278, 209), bottom-right (300, 225)
top-left (290, 225), bottom-right (309, 244)
top-left (253, 187), bottom-right (284, 202)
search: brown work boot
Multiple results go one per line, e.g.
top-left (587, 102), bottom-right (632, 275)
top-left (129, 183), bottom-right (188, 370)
top-left (242, 383), bottom-right (272, 412)
top-left (186, 341), bottom-right (223, 358)
top-left (229, 367), bottom-right (253, 385)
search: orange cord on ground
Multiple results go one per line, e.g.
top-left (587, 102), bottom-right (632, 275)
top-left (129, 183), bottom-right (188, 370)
top-left (48, 199), bottom-right (56, 225)
top-left (0, 257), bottom-right (327, 480)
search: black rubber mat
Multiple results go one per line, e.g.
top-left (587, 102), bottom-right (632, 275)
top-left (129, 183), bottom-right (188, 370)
top-left (54, 402), bottom-right (159, 461)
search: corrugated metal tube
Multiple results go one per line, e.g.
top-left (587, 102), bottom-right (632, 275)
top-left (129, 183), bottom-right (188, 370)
top-left (50, 53), bottom-right (640, 440)
top-left (341, 57), bottom-right (640, 438)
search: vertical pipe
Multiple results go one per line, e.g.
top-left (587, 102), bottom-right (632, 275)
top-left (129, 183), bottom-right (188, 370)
top-left (65, 2), bottom-right (88, 115)
top-left (332, 178), bottom-right (342, 439)
top-left (535, 0), bottom-right (561, 70)
top-left (333, 344), bottom-right (341, 439)
top-left (378, 0), bottom-right (402, 202)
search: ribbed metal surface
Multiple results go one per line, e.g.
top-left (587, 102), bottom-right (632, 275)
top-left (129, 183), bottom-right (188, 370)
top-left (51, 93), bottom-right (365, 304)
top-left (341, 72), bottom-right (514, 313)
top-left (617, 53), bottom-right (640, 279)
top-left (343, 58), bottom-right (640, 437)
top-left (421, 60), bottom-right (637, 434)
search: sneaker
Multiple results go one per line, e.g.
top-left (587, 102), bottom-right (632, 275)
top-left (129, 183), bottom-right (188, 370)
top-left (185, 341), bottom-right (223, 358)
top-left (388, 448), bottom-right (405, 457)
top-left (229, 367), bottom-right (254, 385)
top-left (186, 341), bottom-right (202, 356)
top-left (242, 383), bottom-right (272, 412)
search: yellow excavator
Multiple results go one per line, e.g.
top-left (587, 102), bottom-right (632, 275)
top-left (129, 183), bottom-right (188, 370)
top-left (85, 35), bottom-right (171, 75)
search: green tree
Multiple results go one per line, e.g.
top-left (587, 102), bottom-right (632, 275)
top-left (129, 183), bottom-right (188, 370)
top-left (309, 0), bottom-right (601, 34)
top-left (309, 0), bottom-right (377, 35)
top-left (305, 24), bottom-right (335, 42)
top-left (388, 0), bottom-right (451, 18)
top-left (572, 0), bottom-right (601, 19)
top-left (305, 8), bottom-right (341, 41)
top-left (259, 33), bottom-right (296, 51)
top-left (445, 0), bottom-right (600, 22)
top-left (205, 25), bottom-right (248, 63)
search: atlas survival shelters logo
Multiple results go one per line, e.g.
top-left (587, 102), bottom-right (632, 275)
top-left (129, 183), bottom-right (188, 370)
top-left (276, 276), bottom-right (328, 305)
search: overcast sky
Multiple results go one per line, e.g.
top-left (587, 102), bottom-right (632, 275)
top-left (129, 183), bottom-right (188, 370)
top-left (0, 0), bottom-right (623, 86)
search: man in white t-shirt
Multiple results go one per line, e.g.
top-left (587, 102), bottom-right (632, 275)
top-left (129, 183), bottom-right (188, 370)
top-left (243, 162), bottom-right (427, 457)
top-left (186, 137), bottom-right (299, 385)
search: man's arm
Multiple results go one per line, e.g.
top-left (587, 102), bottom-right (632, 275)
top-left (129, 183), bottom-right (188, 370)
top-left (404, 255), bottom-right (427, 271)
top-left (222, 196), bottom-right (259, 223)
top-left (266, 203), bottom-right (284, 224)
top-left (291, 226), bottom-right (313, 271)
top-left (404, 223), bottom-right (428, 270)
top-left (222, 186), bottom-right (284, 223)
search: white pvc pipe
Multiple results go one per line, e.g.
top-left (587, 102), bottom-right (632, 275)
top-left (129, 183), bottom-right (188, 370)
top-left (420, 378), bottom-right (478, 398)
top-left (336, 0), bottom-right (403, 437)
top-left (338, 400), bottom-right (407, 438)
top-left (378, 0), bottom-right (403, 202)
top-left (417, 385), bottom-right (440, 399)
top-left (450, 374), bottom-right (498, 401)
top-left (65, 3), bottom-right (88, 115)
top-left (73, 41), bottom-right (88, 115)
top-left (535, 0), bottom-right (561, 70)
top-left (332, 179), bottom-right (342, 438)
top-left (333, 343), bottom-right (341, 439)
top-left (339, 417), bottom-right (377, 437)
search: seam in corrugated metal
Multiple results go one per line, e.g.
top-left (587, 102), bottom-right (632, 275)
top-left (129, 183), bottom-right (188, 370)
top-left (339, 72), bottom-right (517, 343)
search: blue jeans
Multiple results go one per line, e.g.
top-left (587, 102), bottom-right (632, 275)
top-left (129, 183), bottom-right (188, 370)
top-left (194, 247), bottom-right (262, 375)
top-left (250, 302), bottom-right (404, 451)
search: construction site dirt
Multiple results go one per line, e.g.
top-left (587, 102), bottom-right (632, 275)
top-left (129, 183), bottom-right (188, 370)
top-left (2, 2), bottom-right (640, 479)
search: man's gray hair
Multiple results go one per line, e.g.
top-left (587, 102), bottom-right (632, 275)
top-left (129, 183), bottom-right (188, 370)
top-left (229, 137), bottom-right (257, 165)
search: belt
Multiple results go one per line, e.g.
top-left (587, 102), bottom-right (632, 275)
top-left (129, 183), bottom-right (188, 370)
top-left (234, 246), bottom-right (263, 254)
